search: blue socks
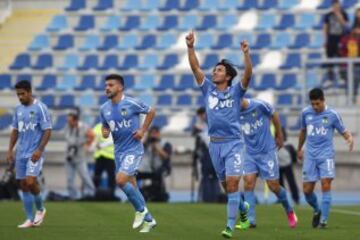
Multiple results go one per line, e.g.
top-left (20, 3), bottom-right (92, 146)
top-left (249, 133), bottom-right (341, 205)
top-left (122, 183), bottom-right (144, 212)
top-left (33, 193), bottom-right (44, 211)
top-left (276, 187), bottom-right (293, 213)
top-left (244, 191), bottom-right (256, 224)
top-left (22, 192), bottom-right (34, 221)
top-left (305, 192), bottom-right (320, 213)
top-left (136, 188), bottom-right (153, 222)
top-left (321, 191), bottom-right (332, 223)
top-left (227, 192), bottom-right (240, 230)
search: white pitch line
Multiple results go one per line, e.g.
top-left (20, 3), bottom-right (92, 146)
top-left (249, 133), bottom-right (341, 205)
top-left (332, 209), bottom-right (360, 216)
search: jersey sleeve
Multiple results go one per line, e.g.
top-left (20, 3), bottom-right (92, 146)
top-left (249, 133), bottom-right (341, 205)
top-left (258, 100), bottom-right (275, 117)
top-left (100, 108), bottom-right (110, 129)
top-left (332, 111), bottom-right (346, 134)
top-left (130, 98), bottom-right (151, 114)
top-left (38, 103), bottom-right (52, 130)
top-left (12, 108), bottom-right (18, 130)
top-left (199, 77), bottom-right (212, 96)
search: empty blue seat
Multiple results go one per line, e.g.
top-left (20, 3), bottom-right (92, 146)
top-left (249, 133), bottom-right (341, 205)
top-left (121, 0), bottom-right (142, 11)
top-left (118, 55), bottom-right (138, 70)
top-left (98, 95), bottom-right (108, 105)
top-left (16, 74), bottom-right (32, 83)
top-left (197, 33), bottom-right (215, 49)
top-left (255, 14), bottom-right (276, 30)
top-left (237, 0), bottom-right (257, 10)
top-left (79, 34), bottom-right (101, 51)
top-left (289, 33), bottom-right (310, 49)
top-left (198, 0), bottom-right (220, 11)
top-left (0, 74), bottom-right (11, 89)
top-left (138, 94), bottom-right (155, 106)
top-left (28, 34), bottom-right (49, 51)
top-left (140, 0), bottom-right (161, 11)
top-left (98, 55), bottom-right (119, 70)
top-left (47, 15), bottom-right (68, 32)
top-left (41, 95), bottom-right (56, 108)
top-left (123, 75), bottom-right (135, 89)
top-left (277, 0), bottom-right (298, 10)
top-left (9, 53), bottom-right (31, 70)
top-left (100, 15), bottom-right (122, 32)
top-left (116, 34), bottom-right (138, 50)
top-left (277, 94), bottom-right (293, 106)
top-left (269, 32), bottom-right (291, 49)
top-left (159, 0), bottom-right (180, 11)
top-left (152, 115), bottom-right (168, 128)
top-left (280, 53), bottom-right (301, 69)
top-left (136, 34), bottom-right (156, 50)
top-left (65, 0), bottom-right (86, 11)
top-left (215, 14), bottom-right (237, 30)
top-left (212, 34), bottom-right (232, 50)
top-left (0, 114), bottom-right (13, 130)
top-left (176, 15), bottom-right (198, 31)
top-left (53, 115), bottom-right (67, 131)
top-left (157, 94), bottom-right (172, 106)
top-left (137, 54), bottom-right (159, 70)
top-left (77, 55), bottom-right (99, 70)
top-left (177, 94), bottom-right (192, 106)
top-left (75, 75), bottom-right (97, 90)
top-left (294, 13), bottom-right (316, 30)
top-left (154, 75), bottom-right (175, 91)
top-left (175, 74), bottom-right (196, 91)
top-left (317, 0), bottom-right (332, 9)
top-left (276, 74), bottom-right (298, 90)
top-left (156, 33), bottom-right (176, 50)
top-left (58, 54), bottom-right (79, 71)
top-left (139, 15), bottom-right (160, 31)
top-left (250, 54), bottom-right (260, 67)
top-left (309, 33), bottom-right (324, 49)
top-left (255, 74), bottom-right (276, 90)
top-left (253, 33), bottom-right (271, 49)
top-left (33, 54), bottom-right (52, 70)
top-left (36, 74), bottom-right (57, 91)
top-left (157, 15), bottom-right (178, 31)
top-left (233, 33), bottom-right (255, 49)
top-left (133, 74), bottom-right (155, 90)
top-left (74, 15), bottom-right (95, 31)
top-left (53, 34), bottom-right (74, 50)
top-left (218, 0), bottom-right (238, 10)
top-left (93, 0), bottom-right (113, 11)
top-left (179, 0), bottom-right (199, 11)
top-left (275, 14), bottom-right (295, 30)
top-left (57, 74), bottom-right (77, 91)
top-left (79, 93), bottom-right (96, 107)
top-left (258, 0), bottom-right (278, 10)
top-left (97, 35), bottom-right (118, 51)
top-left (119, 16), bottom-right (140, 31)
top-left (224, 53), bottom-right (244, 67)
top-left (58, 95), bottom-right (75, 108)
top-left (201, 54), bottom-right (219, 69)
top-left (343, 0), bottom-right (358, 8)
top-left (196, 15), bottom-right (216, 30)
top-left (157, 54), bottom-right (178, 70)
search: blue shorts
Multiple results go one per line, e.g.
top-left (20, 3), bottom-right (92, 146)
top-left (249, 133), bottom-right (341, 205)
top-left (208, 139), bottom-right (244, 182)
top-left (115, 151), bottom-right (143, 176)
top-left (302, 157), bottom-right (335, 182)
top-left (243, 150), bottom-right (279, 180)
top-left (15, 157), bottom-right (44, 180)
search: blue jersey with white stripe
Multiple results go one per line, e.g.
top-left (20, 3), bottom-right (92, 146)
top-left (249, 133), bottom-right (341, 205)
top-left (12, 99), bottom-right (52, 159)
top-left (240, 99), bottom-right (276, 154)
top-left (199, 78), bottom-right (247, 139)
top-left (100, 95), bottom-right (151, 156)
top-left (301, 106), bottom-right (346, 159)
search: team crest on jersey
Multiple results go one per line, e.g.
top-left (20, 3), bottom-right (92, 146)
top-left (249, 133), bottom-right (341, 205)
top-left (251, 110), bottom-right (257, 118)
top-left (322, 117), bottom-right (328, 124)
top-left (120, 108), bottom-right (127, 116)
top-left (29, 111), bottom-right (35, 121)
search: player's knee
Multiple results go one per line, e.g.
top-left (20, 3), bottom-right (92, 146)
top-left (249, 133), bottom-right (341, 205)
top-left (25, 178), bottom-right (36, 189)
top-left (116, 176), bottom-right (127, 188)
top-left (321, 182), bottom-right (331, 192)
top-left (267, 181), bottom-right (280, 193)
top-left (244, 180), bottom-right (255, 191)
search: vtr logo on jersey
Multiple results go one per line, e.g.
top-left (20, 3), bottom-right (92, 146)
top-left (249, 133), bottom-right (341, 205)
top-left (241, 118), bottom-right (264, 135)
top-left (18, 121), bottom-right (37, 132)
top-left (109, 119), bottom-right (132, 131)
top-left (307, 124), bottom-right (328, 136)
top-left (208, 95), bottom-right (234, 110)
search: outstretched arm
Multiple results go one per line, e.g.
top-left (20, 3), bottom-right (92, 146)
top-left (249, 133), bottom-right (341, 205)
top-left (342, 130), bottom-right (354, 152)
top-left (186, 31), bottom-right (205, 85)
top-left (240, 41), bottom-right (252, 89)
top-left (133, 108), bottom-right (156, 141)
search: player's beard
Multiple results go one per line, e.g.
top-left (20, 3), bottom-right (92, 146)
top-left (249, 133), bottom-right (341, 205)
top-left (106, 90), bottom-right (116, 99)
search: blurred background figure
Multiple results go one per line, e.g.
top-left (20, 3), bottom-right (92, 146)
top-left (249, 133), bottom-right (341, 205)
top-left (138, 126), bottom-right (172, 202)
top-left (192, 107), bottom-right (220, 203)
top-left (64, 110), bottom-right (95, 200)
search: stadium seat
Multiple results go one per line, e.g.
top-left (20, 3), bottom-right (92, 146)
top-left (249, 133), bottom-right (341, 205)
top-left (157, 54), bottom-right (178, 70)
top-left (257, 0), bottom-right (278, 10)
top-left (201, 54), bottom-right (219, 69)
top-left (58, 94), bottom-right (75, 108)
top-left (97, 35), bottom-right (118, 51)
top-left (0, 114), bottom-right (13, 131)
top-left (198, 0), bottom-right (220, 11)
top-left (343, 0), bottom-right (358, 8)
top-left (154, 74), bottom-right (176, 91)
top-left (53, 115), bottom-right (67, 131)
top-left (211, 34), bottom-right (233, 50)
top-left (123, 75), bottom-right (135, 89)
top-left (294, 13), bottom-right (316, 30)
top-left (255, 74), bottom-right (277, 90)
top-left (218, 0), bottom-right (238, 10)
top-left (252, 33), bottom-right (271, 49)
top-left (98, 55), bottom-right (119, 70)
top-left (98, 95), bottom-right (108, 105)
top-left (36, 74), bottom-right (57, 91)
top-left (32, 54), bottom-right (52, 70)
top-left (274, 14), bottom-right (295, 30)
top-left (289, 33), bottom-right (310, 49)
top-left (277, 0), bottom-right (298, 10)
top-left (79, 93), bottom-right (96, 107)
top-left (277, 94), bottom-right (293, 106)
top-left (16, 74), bottom-right (32, 83)
top-left (75, 75), bottom-right (97, 90)
top-left (138, 94), bottom-right (155, 106)
top-left (77, 55), bottom-right (99, 70)
top-left (116, 34), bottom-right (138, 50)
top-left (93, 0), bottom-right (113, 11)
top-left (28, 34), bottom-right (49, 51)
top-left (196, 15), bottom-right (216, 30)
top-left (269, 32), bottom-right (291, 49)
top-left (47, 15), bottom-right (68, 32)
top-left (137, 54), bottom-right (159, 70)
top-left (232, 33), bottom-right (255, 49)
top-left (179, 0), bottom-right (199, 11)
top-left (74, 15), bottom-right (95, 31)
top-left (159, 0), bottom-right (181, 11)
top-left (120, 0), bottom-right (141, 11)
top-left (157, 94), bottom-right (172, 106)
top-left (79, 34), bottom-right (101, 51)
top-left (176, 15), bottom-right (198, 31)
top-left (255, 14), bottom-right (276, 30)
top-left (9, 53), bottom-right (31, 70)
top-left (155, 33), bottom-right (177, 50)
top-left (176, 94), bottom-right (193, 106)
top-left (157, 15), bottom-right (178, 31)
top-left (215, 14), bottom-right (237, 30)
top-left (309, 33), bottom-right (324, 49)
top-left (133, 74), bottom-right (155, 91)
top-left (224, 53), bottom-right (244, 67)
top-left (135, 34), bottom-right (156, 50)
top-left (53, 34), bottom-right (74, 50)
top-left (119, 16), bottom-right (140, 31)
top-left (58, 54), bottom-right (79, 71)
top-left (41, 95), bottom-right (56, 108)
top-left (196, 33), bottom-right (215, 49)
top-left (118, 55), bottom-right (138, 70)
top-left (65, 0), bottom-right (86, 11)
top-left (317, 0), bottom-right (332, 9)
top-left (275, 74), bottom-right (298, 90)
top-left (139, 0), bottom-right (161, 11)
top-left (57, 74), bottom-right (77, 91)
top-left (0, 74), bottom-right (12, 89)
top-left (174, 74), bottom-right (196, 91)
top-left (152, 115), bottom-right (169, 129)
top-left (139, 15), bottom-right (160, 31)
top-left (100, 15), bottom-right (122, 32)
top-left (280, 53), bottom-right (302, 69)
top-left (237, 0), bottom-right (257, 10)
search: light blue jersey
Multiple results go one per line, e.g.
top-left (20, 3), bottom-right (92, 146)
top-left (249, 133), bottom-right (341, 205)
top-left (200, 78), bottom-right (247, 139)
top-left (240, 99), bottom-right (276, 155)
top-left (12, 99), bottom-right (52, 160)
top-left (100, 95), bottom-right (151, 175)
top-left (301, 106), bottom-right (346, 159)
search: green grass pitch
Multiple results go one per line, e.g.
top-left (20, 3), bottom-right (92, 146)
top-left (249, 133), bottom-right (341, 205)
top-left (1, 202), bottom-right (360, 240)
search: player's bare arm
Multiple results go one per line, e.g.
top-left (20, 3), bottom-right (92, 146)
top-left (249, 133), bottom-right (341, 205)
top-left (297, 129), bottom-right (306, 161)
top-left (31, 129), bottom-right (51, 162)
top-left (240, 41), bottom-right (252, 89)
top-left (6, 129), bottom-right (18, 165)
top-left (342, 130), bottom-right (354, 152)
top-left (186, 30), bottom-right (205, 85)
top-left (271, 112), bottom-right (284, 149)
top-left (133, 108), bottom-right (156, 141)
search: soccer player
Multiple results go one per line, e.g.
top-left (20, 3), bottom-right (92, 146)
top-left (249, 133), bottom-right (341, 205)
top-left (298, 88), bottom-right (354, 228)
top-left (237, 98), bottom-right (298, 229)
top-left (99, 74), bottom-right (157, 233)
top-left (186, 31), bottom-right (252, 238)
top-left (6, 80), bottom-right (51, 228)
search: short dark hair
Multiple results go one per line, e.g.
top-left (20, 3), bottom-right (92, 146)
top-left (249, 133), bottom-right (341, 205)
top-left (67, 108), bottom-right (80, 121)
top-left (332, 0), bottom-right (340, 5)
top-left (215, 59), bottom-right (238, 86)
top-left (309, 88), bottom-right (325, 101)
top-left (15, 80), bottom-right (32, 92)
top-left (105, 74), bottom-right (124, 87)
top-left (196, 107), bottom-right (206, 115)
